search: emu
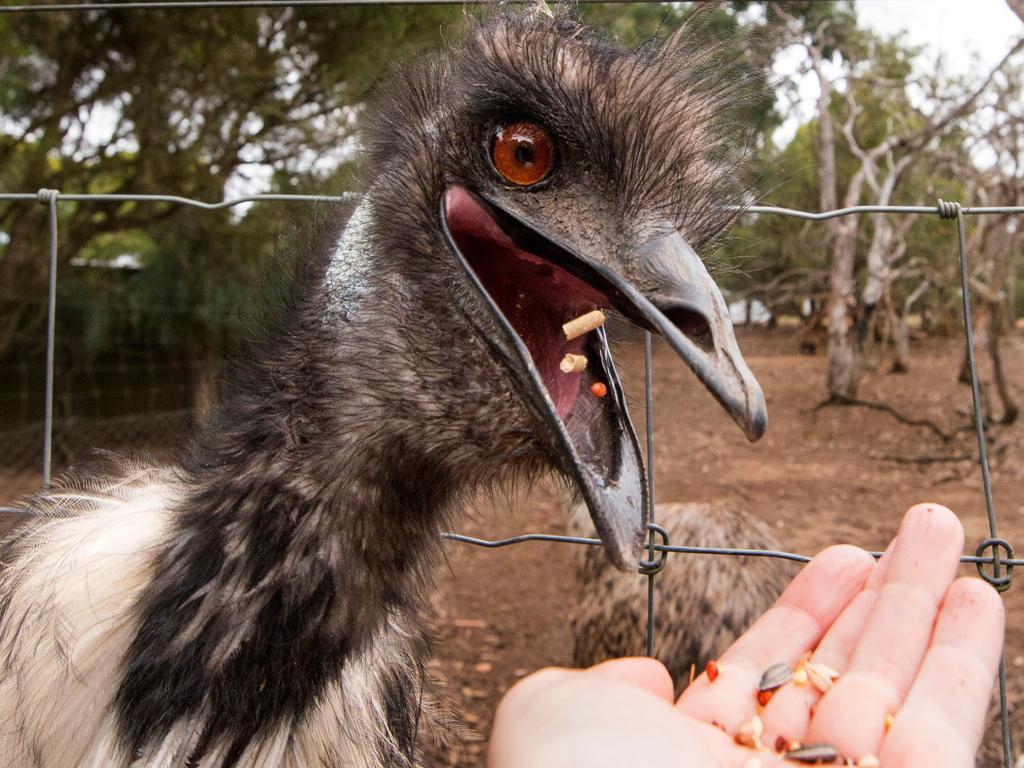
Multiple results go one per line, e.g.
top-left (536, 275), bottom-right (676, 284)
top-left (0, 9), bottom-right (767, 768)
top-left (569, 501), bottom-right (796, 695)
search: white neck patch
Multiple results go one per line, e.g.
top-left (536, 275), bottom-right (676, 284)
top-left (323, 193), bottom-right (374, 323)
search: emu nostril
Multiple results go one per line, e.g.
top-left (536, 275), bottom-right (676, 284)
top-left (663, 306), bottom-right (714, 353)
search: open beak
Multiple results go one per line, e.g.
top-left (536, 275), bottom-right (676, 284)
top-left (441, 186), bottom-right (767, 571)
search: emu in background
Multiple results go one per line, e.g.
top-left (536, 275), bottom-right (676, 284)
top-left (569, 502), bottom-right (796, 695)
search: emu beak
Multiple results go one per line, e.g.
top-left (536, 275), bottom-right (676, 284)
top-left (628, 231), bottom-right (767, 442)
top-left (441, 187), bottom-right (767, 571)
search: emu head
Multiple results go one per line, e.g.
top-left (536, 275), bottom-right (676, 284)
top-left (342, 9), bottom-right (766, 571)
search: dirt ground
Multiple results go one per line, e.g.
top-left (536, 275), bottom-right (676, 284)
top-left (423, 328), bottom-right (1024, 766)
top-left (2, 328), bottom-right (1022, 765)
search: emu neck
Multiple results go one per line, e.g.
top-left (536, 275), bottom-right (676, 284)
top-left (115, 196), bottom-right (456, 761)
top-left (175, 195), bottom-right (455, 642)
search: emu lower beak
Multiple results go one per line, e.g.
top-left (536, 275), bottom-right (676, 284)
top-left (441, 187), bottom-right (766, 571)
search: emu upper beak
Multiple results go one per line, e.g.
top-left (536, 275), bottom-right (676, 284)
top-left (616, 231), bottom-right (767, 442)
top-left (441, 187), bottom-right (767, 570)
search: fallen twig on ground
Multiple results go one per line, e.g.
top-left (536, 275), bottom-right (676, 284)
top-left (812, 395), bottom-right (961, 442)
top-left (876, 454), bottom-right (971, 465)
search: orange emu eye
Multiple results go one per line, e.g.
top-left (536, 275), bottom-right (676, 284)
top-left (492, 122), bottom-right (555, 186)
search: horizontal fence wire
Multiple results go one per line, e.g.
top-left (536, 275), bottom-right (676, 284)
top-left (2, 188), bottom-right (1022, 766)
top-left (4, 191), bottom-right (1024, 216)
top-left (1, 0), bottom-right (647, 11)
top-left (0, 511), bottom-right (1020, 570)
top-left (439, 531), bottom-right (1024, 568)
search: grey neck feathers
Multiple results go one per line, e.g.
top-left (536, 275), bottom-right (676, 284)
top-left (114, 191), bottom-right (455, 762)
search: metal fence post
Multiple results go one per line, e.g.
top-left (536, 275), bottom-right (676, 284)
top-left (38, 188), bottom-right (59, 489)
top-left (644, 330), bottom-right (656, 658)
top-left (940, 199), bottom-right (1014, 768)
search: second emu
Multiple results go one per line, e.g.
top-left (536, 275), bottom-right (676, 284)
top-left (570, 501), bottom-right (796, 694)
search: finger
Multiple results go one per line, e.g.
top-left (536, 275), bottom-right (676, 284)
top-left (762, 538), bottom-right (896, 743)
top-left (496, 666), bottom-right (575, 715)
top-left (881, 578), bottom-right (1005, 768)
top-left (808, 503), bottom-right (964, 759)
top-left (490, 666), bottom-right (718, 768)
top-left (677, 544), bottom-right (874, 731)
top-left (586, 657), bottom-right (675, 703)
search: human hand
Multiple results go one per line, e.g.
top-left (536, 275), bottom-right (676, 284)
top-left (488, 504), bottom-right (1004, 767)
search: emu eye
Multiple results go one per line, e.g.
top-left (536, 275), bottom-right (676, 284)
top-left (491, 122), bottom-right (555, 187)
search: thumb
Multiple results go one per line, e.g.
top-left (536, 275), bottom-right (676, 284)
top-left (585, 657), bottom-right (675, 703)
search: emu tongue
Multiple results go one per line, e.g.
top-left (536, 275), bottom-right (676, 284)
top-left (442, 186), bottom-right (647, 570)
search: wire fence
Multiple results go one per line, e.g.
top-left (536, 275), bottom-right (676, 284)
top-left (0, 0), bottom-right (647, 12)
top-left (1, 8), bottom-right (1020, 768)
top-left (1, 188), bottom-right (1022, 765)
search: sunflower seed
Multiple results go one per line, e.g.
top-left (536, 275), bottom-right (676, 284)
top-left (812, 662), bottom-right (840, 679)
top-left (758, 661), bottom-right (793, 691)
top-left (785, 743), bottom-right (839, 763)
top-left (806, 662), bottom-right (837, 693)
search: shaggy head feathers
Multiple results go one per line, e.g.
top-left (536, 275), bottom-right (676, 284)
top-left (364, 7), bottom-right (754, 250)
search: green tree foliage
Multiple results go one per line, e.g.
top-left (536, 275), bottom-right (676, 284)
top-left (0, 5), bottom-right (461, 406)
top-left (716, 13), bottom-right (984, 347)
top-left (2, 2), bottom-right (1011, 415)
top-left (0, 2), bottom-right (784, 411)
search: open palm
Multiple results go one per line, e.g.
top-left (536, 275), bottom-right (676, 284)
top-left (490, 504), bottom-right (1004, 768)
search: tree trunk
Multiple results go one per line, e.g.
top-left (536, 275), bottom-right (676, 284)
top-left (861, 217), bottom-right (896, 309)
top-left (891, 278), bottom-right (930, 374)
top-left (891, 310), bottom-right (910, 374)
top-left (826, 218), bottom-right (861, 398)
top-left (1007, 247), bottom-right (1018, 325)
top-left (958, 308), bottom-right (987, 385)
top-left (987, 241), bottom-right (1019, 423)
top-left (809, 44), bottom-right (863, 400)
top-left (988, 302), bottom-right (1019, 424)
top-left (958, 343), bottom-right (972, 384)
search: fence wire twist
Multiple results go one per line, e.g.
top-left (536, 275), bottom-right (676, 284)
top-left (2, 188), bottom-right (1023, 765)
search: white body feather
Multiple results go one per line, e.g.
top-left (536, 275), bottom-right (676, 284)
top-left (0, 468), bottom-right (431, 768)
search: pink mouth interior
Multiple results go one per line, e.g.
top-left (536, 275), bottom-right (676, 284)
top-left (444, 187), bottom-right (611, 420)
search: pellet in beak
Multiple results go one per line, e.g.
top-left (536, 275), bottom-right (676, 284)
top-left (562, 310), bottom-right (606, 341)
top-left (559, 353), bottom-right (588, 374)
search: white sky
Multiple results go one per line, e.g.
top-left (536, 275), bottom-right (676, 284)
top-left (772, 0), bottom-right (1024, 146)
top-left (856, 0), bottom-right (1021, 73)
